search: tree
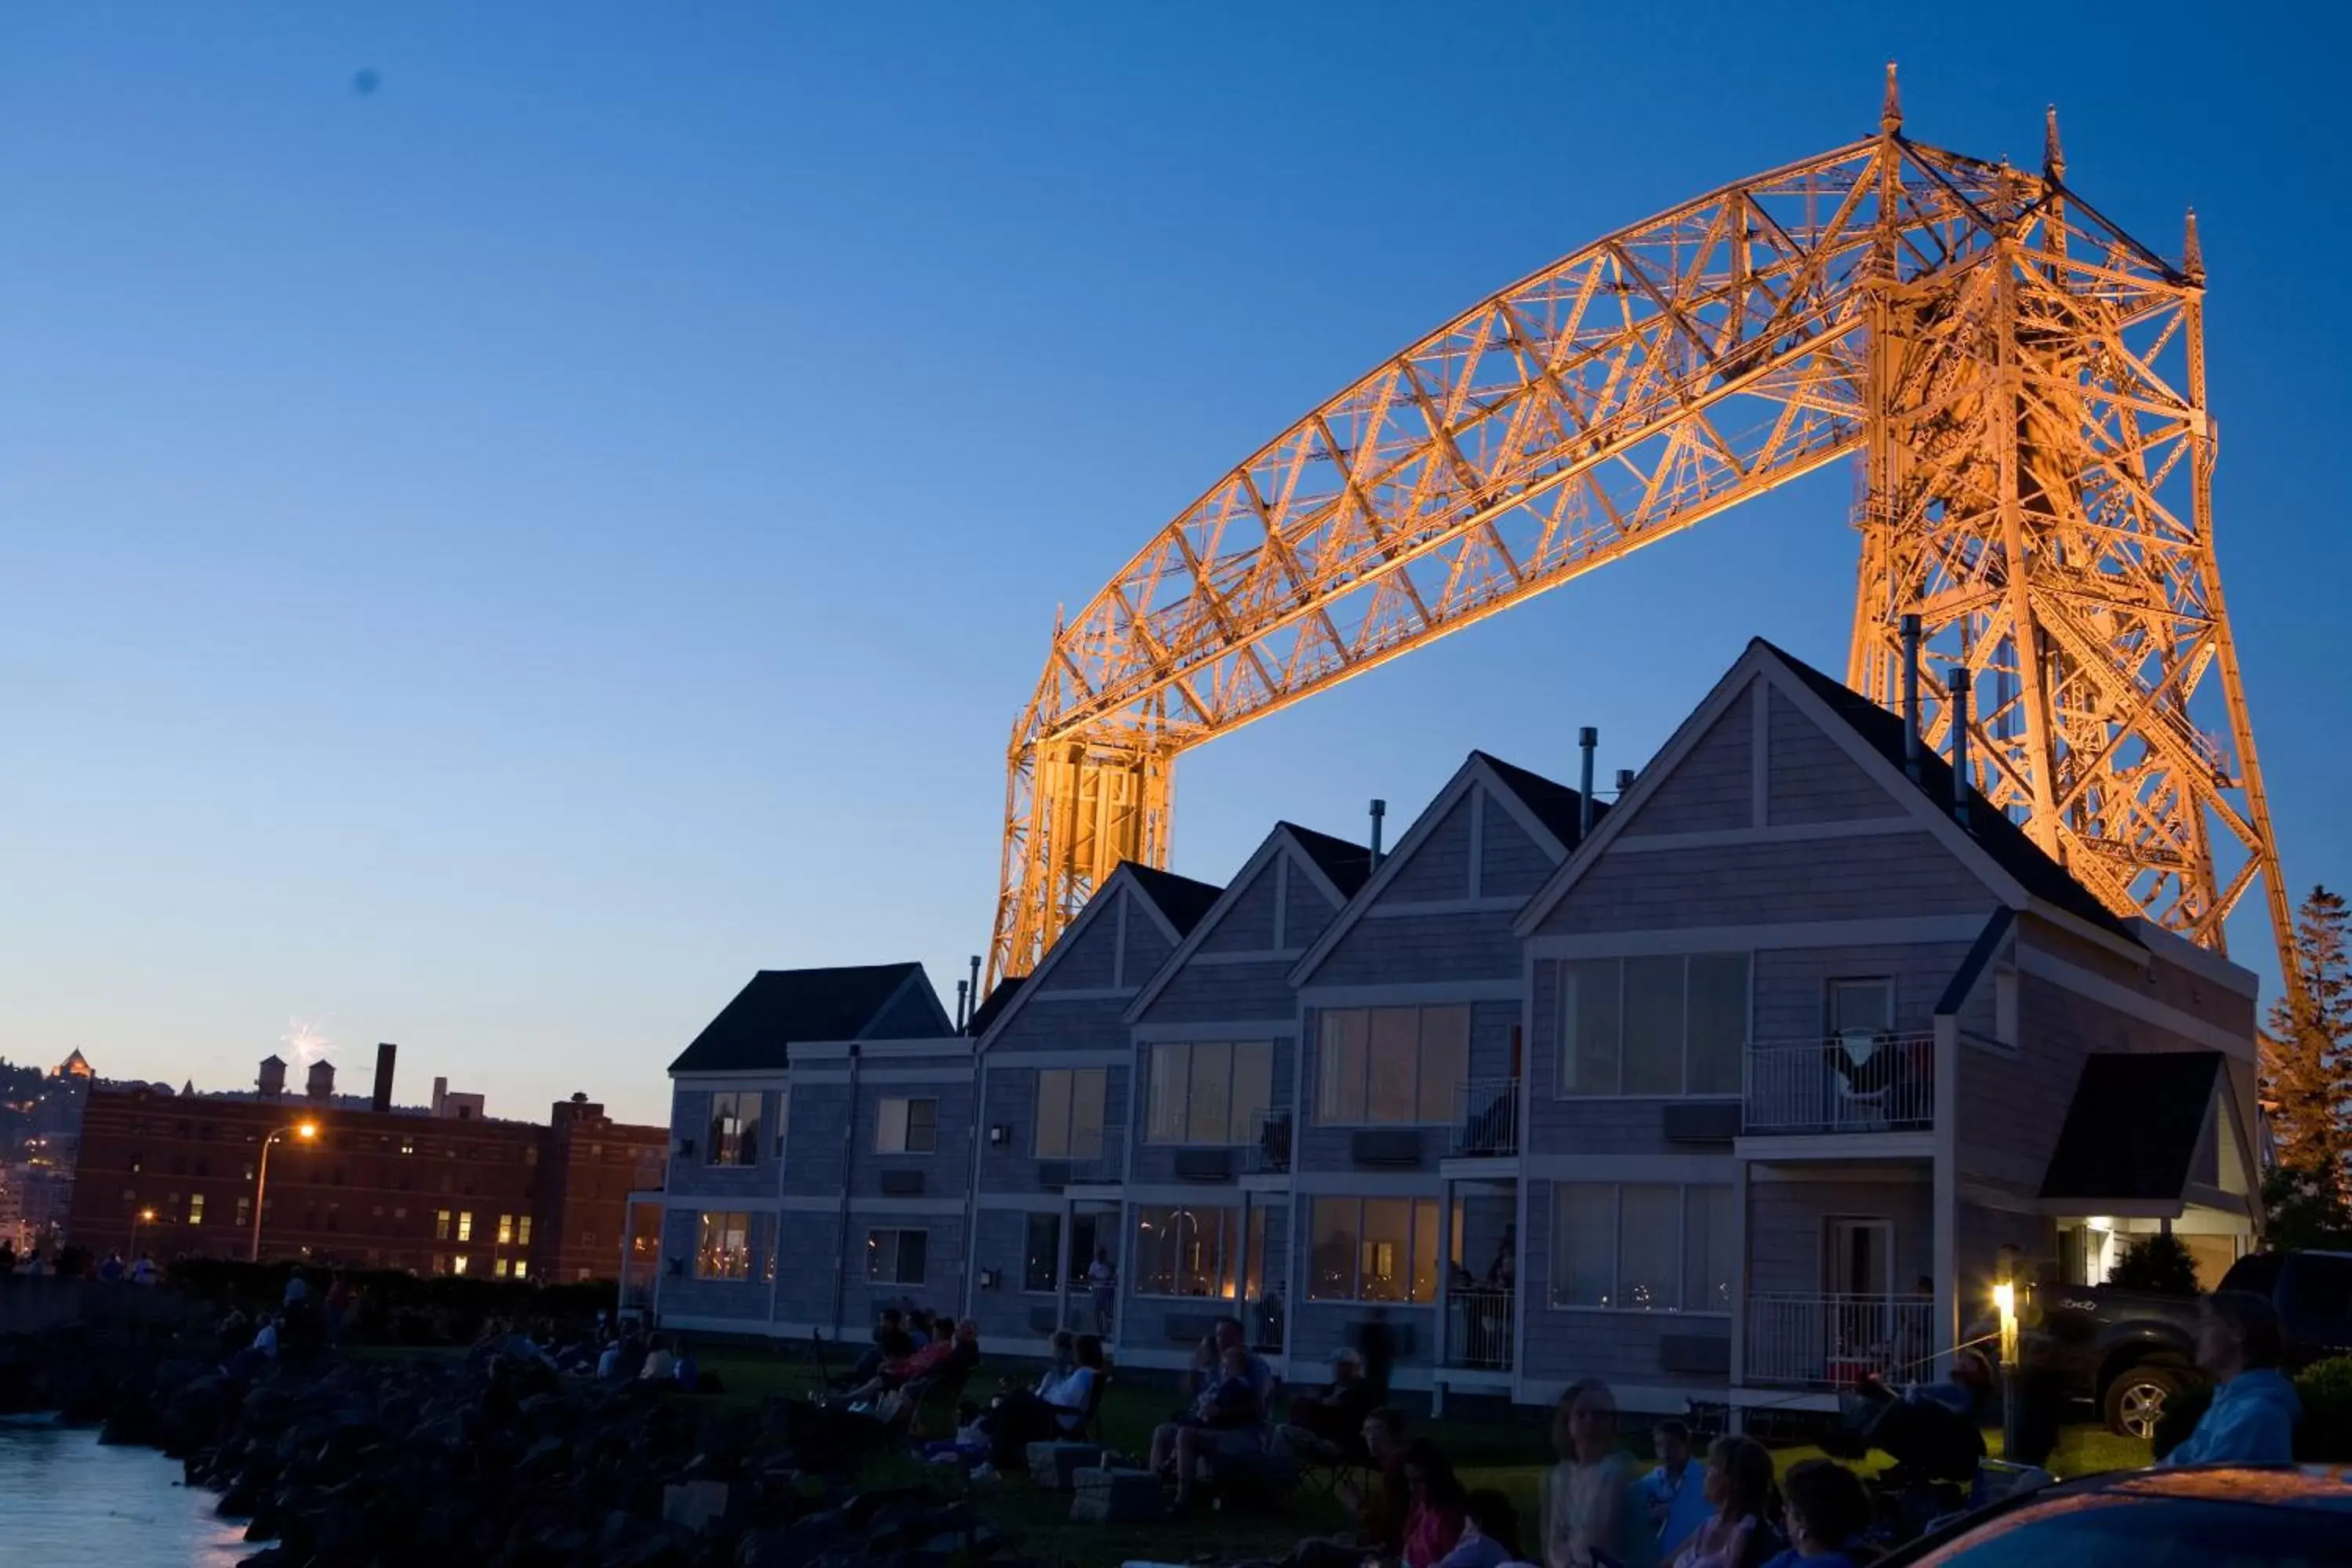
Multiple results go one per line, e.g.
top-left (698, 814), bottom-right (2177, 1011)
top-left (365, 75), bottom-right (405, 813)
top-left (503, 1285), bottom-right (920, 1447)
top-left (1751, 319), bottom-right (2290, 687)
top-left (2267, 886), bottom-right (2352, 1192)
top-left (2263, 1164), bottom-right (2352, 1252)
top-left (2109, 1232), bottom-right (2200, 1295)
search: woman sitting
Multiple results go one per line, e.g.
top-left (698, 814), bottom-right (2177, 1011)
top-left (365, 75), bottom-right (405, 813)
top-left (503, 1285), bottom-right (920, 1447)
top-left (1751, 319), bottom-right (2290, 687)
top-left (1400, 1441), bottom-right (1470, 1568)
top-left (981, 1332), bottom-right (1105, 1465)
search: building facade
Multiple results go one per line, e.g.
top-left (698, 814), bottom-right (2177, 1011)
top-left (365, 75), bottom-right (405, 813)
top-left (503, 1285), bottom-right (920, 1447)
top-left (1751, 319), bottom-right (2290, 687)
top-left (643, 639), bottom-right (2265, 1415)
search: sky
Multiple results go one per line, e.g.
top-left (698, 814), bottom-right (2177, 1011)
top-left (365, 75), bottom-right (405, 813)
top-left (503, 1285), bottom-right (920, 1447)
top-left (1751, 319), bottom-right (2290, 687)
top-left (3, 3), bottom-right (2346, 1127)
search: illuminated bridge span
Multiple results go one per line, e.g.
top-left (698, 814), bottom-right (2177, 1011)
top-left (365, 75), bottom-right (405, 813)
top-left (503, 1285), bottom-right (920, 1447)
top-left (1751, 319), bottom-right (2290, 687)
top-left (989, 69), bottom-right (2292, 1003)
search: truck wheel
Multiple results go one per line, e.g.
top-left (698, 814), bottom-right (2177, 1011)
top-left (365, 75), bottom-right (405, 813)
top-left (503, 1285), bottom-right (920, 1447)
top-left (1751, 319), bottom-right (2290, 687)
top-left (2104, 1364), bottom-right (2183, 1439)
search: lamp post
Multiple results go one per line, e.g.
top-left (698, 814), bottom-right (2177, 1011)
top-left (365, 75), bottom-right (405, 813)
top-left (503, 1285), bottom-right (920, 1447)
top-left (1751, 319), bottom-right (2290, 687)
top-left (249, 1120), bottom-right (318, 1264)
top-left (129, 1206), bottom-right (157, 1258)
top-left (1994, 1278), bottom-right (2021, 1461)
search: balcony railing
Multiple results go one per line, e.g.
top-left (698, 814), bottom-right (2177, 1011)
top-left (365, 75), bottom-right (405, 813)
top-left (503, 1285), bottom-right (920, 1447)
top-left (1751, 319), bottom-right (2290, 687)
top-left (1743, 1032), bottom-right (1934, 1134)
top-left (1443, 1284), bottom-right (1515, 1370)
top-left (1745, 1293), bottom-right (1935, 1388)
top-left (1246, 1111), bottom-right (1293, 1174)
top-left (1449, 1079), bottom-right (1521, 1157)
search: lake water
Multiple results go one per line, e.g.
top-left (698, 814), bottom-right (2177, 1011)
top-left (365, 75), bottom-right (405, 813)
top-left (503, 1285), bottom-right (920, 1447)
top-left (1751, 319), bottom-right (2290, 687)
top-left (0, 1417), bottom-right (249, 1564)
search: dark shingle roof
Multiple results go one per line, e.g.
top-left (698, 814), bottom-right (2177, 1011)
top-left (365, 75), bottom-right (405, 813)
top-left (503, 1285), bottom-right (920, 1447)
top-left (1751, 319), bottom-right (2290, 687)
top-left (1123, 863), bottom-right (1225, 937)
top-left (1280, 822), bottom-right (1374, 899)
top-left (1475, 751), bottom-right (1610, 850)
top-left (1758, 640), bottom-right (2135, 942)
top-left (669, 962), bottom-right (932, 1073)
top-left (966, 974), bottom-right (1027, 1038)
top-left (2040, 1051), bottom-right (2223, 1201)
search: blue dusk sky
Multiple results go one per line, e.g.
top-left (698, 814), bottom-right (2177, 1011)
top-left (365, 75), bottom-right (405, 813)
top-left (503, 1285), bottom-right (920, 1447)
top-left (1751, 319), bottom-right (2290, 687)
top-left (2, 4), bottom-right (2343, 1124)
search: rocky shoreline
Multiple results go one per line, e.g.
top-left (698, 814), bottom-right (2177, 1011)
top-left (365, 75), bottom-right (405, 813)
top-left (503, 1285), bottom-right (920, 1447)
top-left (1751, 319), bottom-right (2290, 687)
top-left (0, 1328), bottom-right (1029, 1568)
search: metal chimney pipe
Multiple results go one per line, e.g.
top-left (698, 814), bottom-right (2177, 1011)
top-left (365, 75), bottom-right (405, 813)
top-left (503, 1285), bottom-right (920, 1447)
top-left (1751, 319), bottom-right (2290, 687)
top-left (966, 955), bottom-right (981, 1017)
top-left (954, 979), bottom-right (970, 1033)
top-left (1901, 614), bottom-right (1924, 783)
top-left (1947, 666), bottom-right (1972, 827)
top-left (1614, 768), bottom-right (1635, 796)
top-left (1368, 799), bottom-right (1387, 866)
top-left (1577, 727), bottom-right (1599, 840)
top-left (371, 1042), bottom-right (397, 1115)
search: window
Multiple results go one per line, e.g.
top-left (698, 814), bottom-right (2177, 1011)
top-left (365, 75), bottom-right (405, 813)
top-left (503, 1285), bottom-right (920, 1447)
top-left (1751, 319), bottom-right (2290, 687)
top-left (1549, 1182), bottom-right (1735, 1312)
top-left (877, 1098), bottom-right (938, 1155)
top-left (452, 1254), bottom-right (470, 1275)
top-left (494, 1258), bottom-right (510, 1278)
top-left (1145, 1042), bottom-right (1273, 1145)
top-left (456, 1210), bottom-right (474, 1243)
top-left (512, 1260), bottom-right (528, 1279)
top-left (706, 1092), bottom-right (762, 1167)
top-left (1828, 978), bottom-right (1894, 1037)
top-left (695, 1211), bottom-right (753, 1279)
top-left (434, 1209), bottom-right (452, 1241)
top-left (1133, 1204), bottom-right (1243, 1298)
top-left (517, 1215), bottom-right (532, 1246)
top-left (1557, 954), bottom-right (1749, 1096)
top-left (866, 1228), bottom-right (928, 1285)
top-left (496, 1214), bottom-right (513, 1245)
top-left (1316, 1007), bottom-right (1468, 1123)
top-left (1024, 1212), bottom-right (1062, 1292)
top-left (235, 1196), bottom-right (251, 1226)
top-left (187, 1193), bottom-right (205, 1225)
top-left (1033, 1068), bottom-right (1107, 1160)
top-left (1308, 1197), bottom-right (1443, 1303)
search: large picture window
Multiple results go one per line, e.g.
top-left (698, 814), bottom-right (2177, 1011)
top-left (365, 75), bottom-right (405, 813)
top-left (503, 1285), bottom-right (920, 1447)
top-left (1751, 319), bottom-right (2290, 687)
top-left (1023, 1210), bottom-right (1107, 1294)
top-left (866, 1228), bottom-right (928, 1285)
top-left (1307, 1196), bottom-right (1444, 1303)
top-left (877, 1097), bottom-right (938, 1155)
top-left (1145, 1043), bottom-right (1272, 1145)
top-left (1557, 955), bottom-right (1748, 1097)
top-left (1316, 1006), bottom-right (1469, 1124)
top-left (695, 1210), bottom-right (754, 1279)
top-left (1132, 1204), bottom-right (1251, 1298)
top-left (1034, 1068), bottom-right (1108, 1160)
top-left (706, 1092), bottom-right (763, 1167)
top-left (1549, 1182), bottom-right (1734, 1312)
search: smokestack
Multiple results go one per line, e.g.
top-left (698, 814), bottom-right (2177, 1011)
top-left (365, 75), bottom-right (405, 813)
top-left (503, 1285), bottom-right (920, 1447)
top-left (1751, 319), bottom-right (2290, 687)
top-left (371, 1042), bottom-right (397, 1116)
top-left (1577, 727), bottom-right (1599, 840)
top-left (257, 1055), bottom-right (286, 1099)
top-left (1901, 614), bottom-right (1924, 784)
top-left (966, 956), bottom-right (981, 1022)
top-left (1368, 799), bottom-right (1387, 866)
top-left (431, 1076), bottom-right (448, 1118)
top-left (305, 1058), bottom-right (335, 1102)
top-left (1614, 768), bottom-right (1635, 796)
top-left (955, 979), bottom-right (970, 1033)
top-left (1947, 667), bottom-right (1972, 827)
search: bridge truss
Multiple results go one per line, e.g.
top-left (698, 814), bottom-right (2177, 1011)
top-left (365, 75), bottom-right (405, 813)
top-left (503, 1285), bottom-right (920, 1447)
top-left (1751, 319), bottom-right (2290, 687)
top-left (989, 71), bottom-right (2292, 1006)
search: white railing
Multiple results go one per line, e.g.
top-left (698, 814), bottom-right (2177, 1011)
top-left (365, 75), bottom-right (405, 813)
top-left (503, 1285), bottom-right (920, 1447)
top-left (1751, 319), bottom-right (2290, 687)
top-left (1743, 1032), bottom-right (1934, 1134)
top-left (1246, 1110), bottom-right (1293, 1174)
top-left (1444, 1284), bottom-right (1515, 1370)
top-left (1745, 1293), bottom-right (1935, 1388)
top-left (1450, 1079), bottom-right (1521, 1157)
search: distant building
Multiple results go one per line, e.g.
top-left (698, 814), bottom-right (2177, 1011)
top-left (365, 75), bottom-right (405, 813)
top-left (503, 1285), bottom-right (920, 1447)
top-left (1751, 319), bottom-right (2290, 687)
top-left (64, 1042), bottom-right (666, 1279)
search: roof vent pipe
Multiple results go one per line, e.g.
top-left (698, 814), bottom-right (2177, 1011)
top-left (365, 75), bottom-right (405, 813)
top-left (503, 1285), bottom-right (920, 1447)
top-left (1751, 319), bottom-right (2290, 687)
top-left (1368, 799), bottom-right (1387, 867)
top-left (1577, 727), bottom-right (1599, 840)
top-left (1900, 613), bottom-right (1924, 784)
top-left (954, 979), bottom-right (970, 1033)
top-left (1614, 768), bottom-right (1635, 796)
top-left (966, 955), bottom-right (981, 1021)
top-left (1947, 666), bottom-right (1972, 828)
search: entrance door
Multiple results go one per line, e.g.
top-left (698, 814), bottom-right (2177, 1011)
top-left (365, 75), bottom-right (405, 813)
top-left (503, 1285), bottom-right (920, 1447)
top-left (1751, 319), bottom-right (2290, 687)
top-left (1826, 1218), bottom-right (1894, 1298)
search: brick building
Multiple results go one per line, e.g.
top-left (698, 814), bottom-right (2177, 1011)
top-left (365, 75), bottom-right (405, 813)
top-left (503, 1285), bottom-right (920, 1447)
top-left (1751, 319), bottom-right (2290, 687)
top-left (65, 1044), bottom-right (664, 1281)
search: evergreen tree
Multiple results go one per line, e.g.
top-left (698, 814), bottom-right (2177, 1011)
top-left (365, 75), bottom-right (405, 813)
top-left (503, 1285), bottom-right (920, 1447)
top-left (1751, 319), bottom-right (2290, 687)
top-left (2266, 885), bottom-right (2352, 1192)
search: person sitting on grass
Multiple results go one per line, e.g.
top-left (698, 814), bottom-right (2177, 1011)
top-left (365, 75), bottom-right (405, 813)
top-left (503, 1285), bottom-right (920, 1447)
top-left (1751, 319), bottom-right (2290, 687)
top-left (2161, 1289), bottom-right (2300, 1467)
top-left (1400, 1439), bottom-right (1470, 1568)
top-left (846, 1307), bottom-right (909, 1385)
top-left (1668, 1436), bottom-right (1780, 1568)
top-left (839, 1317), bottom-right (979, 1404)
top-left (1639, 1421), bottom-right (1711, 1559)
top-left (1540, 1377), bottom-right (1656, 1568)
top-left (1158, 1342), bottom-right (1269, 1513)
top-left (1287, 1408), bottom-right (1411, 1568)
top-left (1282, 1346), bottom-right (1379, 1463)
top-left (1436, 1488), bottom-right (1526, 1568)
top-left (1757, 1461), bottom-right (1872, 1568)
top-left (978, 1331), bottom-right (1104, 1465)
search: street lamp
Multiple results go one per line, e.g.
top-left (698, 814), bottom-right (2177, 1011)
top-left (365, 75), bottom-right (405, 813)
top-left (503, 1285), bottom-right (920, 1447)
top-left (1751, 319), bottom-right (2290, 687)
top-left (130, 1206), bottom-right (157, 1257)
top-left (1994, 1278), bottom-right (2022, 1461)
top-left (249, 1120), bottom-right (319, 1264)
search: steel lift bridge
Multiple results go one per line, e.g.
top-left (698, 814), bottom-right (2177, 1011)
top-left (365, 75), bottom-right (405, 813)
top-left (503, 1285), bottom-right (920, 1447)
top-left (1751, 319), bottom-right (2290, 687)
top-left (987, 70), bottom-right (2294, 1010)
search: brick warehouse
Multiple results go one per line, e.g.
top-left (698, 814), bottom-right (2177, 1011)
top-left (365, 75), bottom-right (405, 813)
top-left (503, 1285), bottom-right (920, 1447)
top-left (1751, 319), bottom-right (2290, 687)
top-left (66, 1043), bottom-right (665, 1280)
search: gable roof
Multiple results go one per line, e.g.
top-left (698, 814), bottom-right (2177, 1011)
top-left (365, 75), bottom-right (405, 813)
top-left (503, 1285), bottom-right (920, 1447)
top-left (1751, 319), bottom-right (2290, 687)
top-left (1283, 822), bottom-right (1374, 900)
top-left (964, 973), bottom-right (1027, 1037)
top-left (1124, 821), bottom-right (1369, 1022)
top-left (1124, 862), bottom-right (1225, 937)
top-left (2040, 1051), bottom-right (2223, 1203)
top-left (668, 962), bottom-right (936, 1073)
top-left (1476, 750), bottom-right (1608, 850)
top-left (1761, 641), bottom-right (2131, 941)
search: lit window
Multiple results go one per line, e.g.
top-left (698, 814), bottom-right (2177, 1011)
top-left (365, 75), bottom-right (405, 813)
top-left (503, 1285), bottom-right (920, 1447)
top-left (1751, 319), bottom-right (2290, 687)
top-left (695, 1211), bottom-right (752, 1279)
top-left (1307, 1197), bottom-right (1444, 1303)
top-left (496, 1214), bottom-right (514, 1246)
top-left (865, 1228), bottom-right (927, 1286)
top-left (1033, 1069), bottom-right (1107, 1160)
top-left (457, 1211), bottom-right (474, 1242)
top-left (517, 1216), bottom-right (532, 1246)
top-left (875, 1098), bottom-right (938, 1155)
top-left (494, 1258), bottom-right (510, 1278)
top-left (706, 1092), bottom-right (763, 1167)
top-left (452, 1254), bottom-right (469, 1275)
top-left (1145, 1042), bottom-right (1274, 1145)
top-left (511, 1260), bottom-right (527, 1279)
top-left (188, 1193), bottom-right (205, 1225)
top-left (235, 1196), bottom-right (251, 1226)
top-left (1548, 1181), bottom-right (1734, 1312)
top-left (1131, 1204), bottom-right (1263, 1299)
top-left (434, 1210), bottom-right (451, 1241)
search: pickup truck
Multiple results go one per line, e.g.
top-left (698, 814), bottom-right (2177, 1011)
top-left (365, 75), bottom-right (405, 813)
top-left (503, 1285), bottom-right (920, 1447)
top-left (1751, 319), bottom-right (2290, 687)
top-left (2025, 1249), bottom-right (2352, 1438)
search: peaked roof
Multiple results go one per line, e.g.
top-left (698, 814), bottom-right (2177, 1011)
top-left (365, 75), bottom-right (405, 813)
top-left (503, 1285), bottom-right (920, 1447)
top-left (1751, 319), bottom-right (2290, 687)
top-left (1123, 862), bottom-right (1225, 937)
top-left (1282, 821), bottom-right (1374, 899)
top-left (669, 962), bottom-right (936, 1073)
top-left (2041, 1051), bottom-right (2223, 1202)
top-left (965, 974), bottom-right (1027, 1037)
top-left (1760, 641), bottom-right (2132, 941)
top-left (1475, 750), bottom-right (1607, 850)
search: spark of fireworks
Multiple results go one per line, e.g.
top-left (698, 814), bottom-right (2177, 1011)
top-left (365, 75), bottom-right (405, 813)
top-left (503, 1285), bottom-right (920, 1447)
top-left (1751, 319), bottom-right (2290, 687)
top-left (281, 1018), bottom-right (332, 1068)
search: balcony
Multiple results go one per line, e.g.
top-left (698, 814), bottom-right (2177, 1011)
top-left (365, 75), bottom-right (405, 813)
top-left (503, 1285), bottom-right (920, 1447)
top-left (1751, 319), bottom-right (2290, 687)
top-left (1443, 1283), bottom-right (1515, 1370)
top-left (1743, 1032), bottom-right (1933, 1135)
top-left (1448, 1079), bottom-right (1521, 1158)
top-left (1245, 1111), bottom-right (1293, 1175)
top-left (1745, 1292), bottom-right (1935, 1388)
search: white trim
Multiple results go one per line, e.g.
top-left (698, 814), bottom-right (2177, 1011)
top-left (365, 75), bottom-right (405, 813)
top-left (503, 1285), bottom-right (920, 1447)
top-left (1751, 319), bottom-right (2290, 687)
top-left (1608, 818), bottom-right (1925, 854)
top-left (1131, 1019), bottom-right (1294, 1044)
top-left (1733, 1132), bottom-right (1935, 1163)
top-left (1127, 831), bottom-right (1314, 1023)
top-left (985, 1049), bottom-right (1132, 1069)
top-left (1365, 896), bottom-right (1529, 918)
top-left (857, 1066), bottom-right (973, 1085)
top-left (1298, 979), bottom-right (1522, 1007)
top-left (1751, 677), bottom-right (1770, 829)
top-left (1290, 757), bottom-right (1483, 986)
top-left (2016, 946), bottom-right (2256, 1060)
top-left (1523, 1155), bottom-right (1739, 1181)
top-left (1115, 1183), bottom-right (1256, 1205)
top-left (1187, 949), bottom-right (1305, 967)
top-left (1289, 1171), bottom-right (1448, 1197)
top-left (1528, 914), bottom-right (1990, 960)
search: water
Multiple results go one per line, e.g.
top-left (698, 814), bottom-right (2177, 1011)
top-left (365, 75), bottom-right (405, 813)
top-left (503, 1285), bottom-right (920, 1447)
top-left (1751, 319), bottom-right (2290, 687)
top-left (0, 1417), bottom-right (250, 1564)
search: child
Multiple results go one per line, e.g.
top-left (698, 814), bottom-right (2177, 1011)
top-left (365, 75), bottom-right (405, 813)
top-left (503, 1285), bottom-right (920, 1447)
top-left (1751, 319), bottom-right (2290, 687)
top-left (1757, 1461), bottom-right (1870, 1568)
top-left (1668, 1436), bottom-right (1778, 1568)
top-left (1640, 1421), bottom-right (1711, 1559)
top-left (1436, 1488), bottom-right (1525, 1568)
top-left (1539, 1379), bottom-right (1656, 1568)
